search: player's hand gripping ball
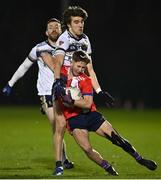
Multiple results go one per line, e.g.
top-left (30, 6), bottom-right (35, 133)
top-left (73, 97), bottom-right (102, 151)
top-left (66, 87), bottom-right (82, 100)
top-left (62, 87), bottom-right (82, 107)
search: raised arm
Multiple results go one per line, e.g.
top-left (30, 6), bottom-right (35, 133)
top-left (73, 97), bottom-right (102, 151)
top-left (2, 58), bottom-right (33, 96)
top-left (8, 58), bottom-right (33, 87)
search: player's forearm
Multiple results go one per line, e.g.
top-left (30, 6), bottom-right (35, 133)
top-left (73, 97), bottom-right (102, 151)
top-left (54, 54), bottom-right (64, 79)
top-left (89, 70), bottom-right (102, 94)
top-left (41, 53), bottom-right (55, 72)
top-left (87, 61), bottom-right (102, 94)
top-left (8, 58), bottom-right (33, 87)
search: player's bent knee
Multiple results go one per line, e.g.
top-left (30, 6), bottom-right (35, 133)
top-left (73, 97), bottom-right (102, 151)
top-left (56, 120), bottom-right (66, 129)
top-left (55, 127), bottom-right (66, 135)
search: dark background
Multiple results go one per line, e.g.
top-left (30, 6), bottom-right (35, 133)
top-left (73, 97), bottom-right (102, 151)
top-left (0, 0), bottom-right (161, 108)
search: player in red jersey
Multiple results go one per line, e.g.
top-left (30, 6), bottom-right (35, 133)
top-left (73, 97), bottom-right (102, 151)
top-left (60, 64), bottom-right (96, 120)
top-left (59, 50), bottom-right (157, 176)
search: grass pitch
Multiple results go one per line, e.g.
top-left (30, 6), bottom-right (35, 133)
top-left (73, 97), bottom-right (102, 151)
top-left (0, 106), bottom-right (160, 179)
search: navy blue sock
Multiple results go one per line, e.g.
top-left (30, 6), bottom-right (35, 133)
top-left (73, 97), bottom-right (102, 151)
top-left (101, 160), bottom-right (111, 170)
top-left (133, 151), bottom-right (142, 161)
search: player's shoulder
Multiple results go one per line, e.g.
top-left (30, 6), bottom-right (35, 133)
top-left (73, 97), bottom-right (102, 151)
top-left (59, 30), bottom-right (89, 41)
top-left (79, 73), bottom-right (91, 82)
top-left (81, 33), bottom-right (89, 39)
top-left (56, 31), bottom-right (69, 46)
top-left (36, 40), bottom-right (56, 51)
top-left (37, 41), bottom-right (48, 48)
top-left (29, 41), bottom-right (45, 54)
top-left (30, 41), bottom-right (47, 51)
top-left (78, 74), bottom-right (92, 89)
top-left (59, 30), bottom-right (69, 39)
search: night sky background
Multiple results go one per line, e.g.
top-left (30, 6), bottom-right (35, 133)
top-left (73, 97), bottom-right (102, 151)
top-left (0, 0), bottom-right (161, 108)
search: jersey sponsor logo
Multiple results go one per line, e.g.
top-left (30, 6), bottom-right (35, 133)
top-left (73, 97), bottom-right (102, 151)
top-left (68, 42), bottom-right (88, 52)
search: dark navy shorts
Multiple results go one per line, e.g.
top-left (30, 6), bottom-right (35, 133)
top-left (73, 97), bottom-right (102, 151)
top-left (68, 111), bottom-right (105, 132)
top-left (40, 95), bottom-right (53, 108)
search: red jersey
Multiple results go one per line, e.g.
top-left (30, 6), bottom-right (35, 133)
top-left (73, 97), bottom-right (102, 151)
top-left (60, 66), bottom-right (97, 120)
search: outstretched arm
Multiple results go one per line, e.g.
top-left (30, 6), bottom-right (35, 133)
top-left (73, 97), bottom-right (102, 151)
top-left (2, 58), bottom-right (33, 96)
top-left (8, 58), bottom-right (33, 87)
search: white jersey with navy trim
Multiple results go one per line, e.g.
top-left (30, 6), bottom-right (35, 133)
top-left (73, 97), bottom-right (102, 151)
top-left (55, 30), bottom-right (92, 66)
top-left (28, 41), bottom-right (56, 96)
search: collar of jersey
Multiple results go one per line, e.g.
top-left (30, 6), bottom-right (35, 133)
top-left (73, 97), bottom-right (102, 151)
top-left (46, 40), bottom-right (56, 49)
top-left (67, 31), bottom-right (86, 41)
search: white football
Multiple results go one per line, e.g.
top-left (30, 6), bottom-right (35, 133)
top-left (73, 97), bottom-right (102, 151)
top-left (65, 87), bottom-right (82, 100)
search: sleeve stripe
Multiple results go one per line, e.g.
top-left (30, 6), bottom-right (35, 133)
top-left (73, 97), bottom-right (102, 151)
top-left (82, 93), bottom-right (93, 96)
top-left (55, 48), bottom-right (66, 52)
top-left (28, 56), bottom-right (36, 62)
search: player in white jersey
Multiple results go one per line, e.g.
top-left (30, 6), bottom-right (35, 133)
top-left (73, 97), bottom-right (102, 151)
top-left (55, 30), bottom-right (92, 67)
top-left (2, 18), bottom-right (74, 171)
top-left (41, 6), bottom-right (115, 176)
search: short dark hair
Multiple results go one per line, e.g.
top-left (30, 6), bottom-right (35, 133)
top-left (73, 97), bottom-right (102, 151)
top-left (62, 6), bottom-right (88, 30)
top-left (72, 51), bottom-right (90, 64)
top-left (47, 18), bottom-right (60, 25)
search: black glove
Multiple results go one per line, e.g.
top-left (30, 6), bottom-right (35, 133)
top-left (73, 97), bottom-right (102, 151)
top-left (2, 83), bottom-right (12, 96)
top-left (52, 78), bottom-right (66, 99)
top-left (61, 90), bottom-right (75, 107)
top-left (98, 91), bottom-right (115, 107)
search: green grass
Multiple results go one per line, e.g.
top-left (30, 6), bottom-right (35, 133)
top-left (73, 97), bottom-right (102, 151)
top-left (0, 106), bottom-right (161, 179)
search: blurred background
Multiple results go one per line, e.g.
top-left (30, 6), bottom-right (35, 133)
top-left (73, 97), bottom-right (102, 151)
top-left (0, 0), bottom-right (161, 109)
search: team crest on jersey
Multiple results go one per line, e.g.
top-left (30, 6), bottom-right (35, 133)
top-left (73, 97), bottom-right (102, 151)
top-left (59, 41), bottom-right (64, 46)
top-left (81, 43), bottom-right (88, 51)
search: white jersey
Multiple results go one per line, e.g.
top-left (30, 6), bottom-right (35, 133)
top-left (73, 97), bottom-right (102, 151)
top-left (28, 41), bottom-right (56, 96)
top-left (55, 30), bottom-right (92, 66)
